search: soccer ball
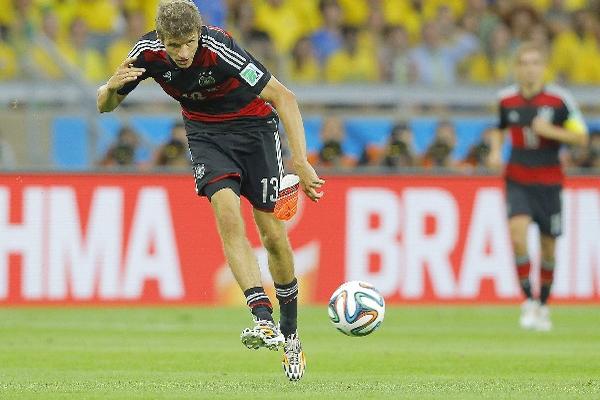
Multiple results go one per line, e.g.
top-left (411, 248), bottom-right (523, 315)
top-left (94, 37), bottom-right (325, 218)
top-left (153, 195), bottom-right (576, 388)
top-left (327, 281), bottom-right (385, 337)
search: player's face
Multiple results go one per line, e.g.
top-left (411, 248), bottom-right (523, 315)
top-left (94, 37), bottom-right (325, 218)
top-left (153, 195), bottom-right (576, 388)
top-left (163, 32), bottom-right (199, 69)
top-left (515, 50), bottom-right (545, 88)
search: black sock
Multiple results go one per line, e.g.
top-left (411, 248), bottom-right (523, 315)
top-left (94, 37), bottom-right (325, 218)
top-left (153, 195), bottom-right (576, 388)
top-left (244, 287), bottom-right (273, 322)
top-left (520, 279), bottom-right (533, 299)
top-left (275, 278), bottom-right (298, 338)
top-left (516, 256), bottom-right (533, 299)
top-left (540, 284), bottom-right (551, 305)
top-left (540, 260), bottom-right (555, 305)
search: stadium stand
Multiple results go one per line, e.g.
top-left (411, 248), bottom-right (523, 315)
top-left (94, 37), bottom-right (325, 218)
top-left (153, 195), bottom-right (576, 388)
top-left (1, 0), bottom-right (599, 170)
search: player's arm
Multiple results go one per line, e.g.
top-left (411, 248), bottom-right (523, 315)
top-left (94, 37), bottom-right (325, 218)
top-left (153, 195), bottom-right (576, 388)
top-left (487, 128), bottom-right (504, 171)
top-left (259, 76), bottom-right (324, 202)
top-left (97, 57), bottom-right (146, 113)
top-left (532, 116), bottom-right (588, 146)
top-left (532, 93), bottom-right (589, 146)
top-left (488, 100), bottom-right (507, 171)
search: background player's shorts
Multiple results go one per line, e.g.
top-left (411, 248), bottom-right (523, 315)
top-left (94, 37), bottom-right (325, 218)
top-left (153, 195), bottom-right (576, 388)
top-left (506, 179), bottom-right (563, 237)
top-left (185, 118), bottom-right (283, 212)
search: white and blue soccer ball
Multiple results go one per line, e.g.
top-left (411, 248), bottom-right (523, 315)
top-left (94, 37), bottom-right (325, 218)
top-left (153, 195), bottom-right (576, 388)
top-left (328, 281), bottom-right (385, 337)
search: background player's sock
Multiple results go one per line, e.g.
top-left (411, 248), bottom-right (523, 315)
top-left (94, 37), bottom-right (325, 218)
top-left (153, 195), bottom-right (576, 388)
top-left (540, 259), bottom-right (555, 305)
top-left (275, 278), bottom-right (298, 338)
top-left (516, 256), bottom-right (533, 299)
top-left (244, 287), bottom-right (274, 322)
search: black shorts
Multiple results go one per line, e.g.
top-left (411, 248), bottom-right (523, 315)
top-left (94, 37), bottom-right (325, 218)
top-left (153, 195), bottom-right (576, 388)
top-left (185, 118), bottom-right (284, 212)
top-left (506, 179), bottom-right (563, 237)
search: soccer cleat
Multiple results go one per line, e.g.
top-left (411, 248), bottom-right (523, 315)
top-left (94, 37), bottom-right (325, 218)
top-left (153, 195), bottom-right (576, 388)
top-left (282, 332), bottom-right (306, 381)
top-left (274, 174), bottom-right (300, 221)
top-left (240, 318), bottom-right (285, 351)
top-left (520, 299), bottom-right (539, 330)
top-left (535, 305), bottom-right (552, 332)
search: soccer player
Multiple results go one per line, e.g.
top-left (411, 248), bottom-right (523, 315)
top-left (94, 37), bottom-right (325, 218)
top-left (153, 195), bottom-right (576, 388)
top-left (97, 0), bottom-right (324, 380)
top-left (489, 42), bottom-right (588, 331)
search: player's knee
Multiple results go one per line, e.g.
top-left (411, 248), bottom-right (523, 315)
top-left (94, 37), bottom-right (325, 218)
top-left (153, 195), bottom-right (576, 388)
top-left (511, 239), bottom-right (528, 257)
top-left (260, 228), bottom-right (291, 256)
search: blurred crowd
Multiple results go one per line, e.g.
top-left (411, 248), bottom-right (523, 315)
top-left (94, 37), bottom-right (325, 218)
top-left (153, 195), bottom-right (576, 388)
top-left (306, 117), bottom-right (600, 172)
top-left (87, 117), bottom-right (600, 172)
top-left (1, 0), bottom-right (600, 85)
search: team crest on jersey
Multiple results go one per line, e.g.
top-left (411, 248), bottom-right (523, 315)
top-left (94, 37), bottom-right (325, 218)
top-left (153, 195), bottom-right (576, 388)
top-left (508, 110), bottom-right (519, 123)
top-left (198, 71), bottom-right (216, 87)
top-left (194, 163), bottom-right (206, 180)
top-left (240, 63), bottom-right (264, 86)
top-left (162, 71), bottom-right (172, 82)
top-left (537, 106), bottom-right (555, 121)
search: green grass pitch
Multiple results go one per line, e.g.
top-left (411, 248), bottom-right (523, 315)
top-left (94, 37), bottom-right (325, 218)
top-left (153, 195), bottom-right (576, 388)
top-left (0, 306), bottom-right (599, 399)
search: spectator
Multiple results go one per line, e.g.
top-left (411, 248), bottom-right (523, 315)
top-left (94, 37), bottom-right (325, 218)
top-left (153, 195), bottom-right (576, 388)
top-left (310, 0), bottom-right (343, 64)
top-left (336, 0), bottom-right (369, 27)
top-left (505, 5), bottom-right (540, 46)
top-left (31, 10), bottom-right (64, 79)
top-left (227, 1), bottom-right (255, 45)
top-left (552, 9), bottom-right (600, 84)
top-left (545, 0), bottom-right (572, 37)
top-left (408, 21), bottom-right (478, 86)
top-left (381, 122), bottom-right (415, 168)
top-left (325, 25), bottom-right (378, 83)
top-left (99, 126), bottom-right (141, 168)
top-left (287, 36), bottom-right (321, 83)
top-left (466, 22), bottom-right (512, 84)
top-left (107, 10), bottom-right (146, 74)
top-left (193, 0), bottom-right (227, 28)
top-left (59, 18), bottom-right (106, 82)
top-left (379, 25), bottom-right (411, 83)
top-left (0, 28), bottom-right (18, 80)
top-left (421, 120), bottom-right (458, 169)
top-left (463, 127), bottom-right (494, 170)
top-left (0, 129), bottom-right (16, 169)
top-left (465, 0), bottom-right (500, 46)
top-left (309, 116), bottom-right (356, 169)
top-left (152, 122), bottom-right (190, 168)
top-left (74, 0), bottom-right (120, 52)
top-left (567, 131), bottom-right (600, 169)
top-left (245, 29), bottom-right (282, 78)
top-left (359, 5), bottom-right (387, 51)
top-left (11, 0), bottom-right (39, 45)
top-left (253, 0), bottom-right (304, 53)
top-left (588, 132), bottom-right (600, 169)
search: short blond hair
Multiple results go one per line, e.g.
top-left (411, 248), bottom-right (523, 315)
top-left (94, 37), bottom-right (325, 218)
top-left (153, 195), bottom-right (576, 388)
top-left (514, 42), bottom-right (547, 64)
top-left (156, 0), bottom-right (202, 41)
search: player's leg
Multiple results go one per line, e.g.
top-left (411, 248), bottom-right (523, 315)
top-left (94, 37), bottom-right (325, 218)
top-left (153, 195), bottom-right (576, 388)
top-left (208, 185), bottom-right (284, 350)
top-left (506, 181), bottom-right (535, 300)
top-left (506, 180), bottom-right (537, 329)
top-left (532, 185), bottom-right (562, 331)
top-left (252, 209), bottom-right (297, 337)
top-left (237, 121), bottom-right (305, 379)
top-left (187, 131), bottom-right (283, 350)
top-left (252, 209), bottom-right (305, 380)
top-left (509, 215), bottom-right (533, 299)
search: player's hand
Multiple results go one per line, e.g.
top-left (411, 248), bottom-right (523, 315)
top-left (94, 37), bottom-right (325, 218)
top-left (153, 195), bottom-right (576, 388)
top-left (294, 160), bottom-right (325, 202)
top-left (531, 116), bottom-right (554, 138)
top-left (106, 57), bottom-right (146, 92)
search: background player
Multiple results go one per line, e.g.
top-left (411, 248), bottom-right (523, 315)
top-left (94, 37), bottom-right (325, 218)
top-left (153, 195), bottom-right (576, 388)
top-left (489, 42), bottom-right (588, 331)
top-left (97, 0), bottom-right (324, 380)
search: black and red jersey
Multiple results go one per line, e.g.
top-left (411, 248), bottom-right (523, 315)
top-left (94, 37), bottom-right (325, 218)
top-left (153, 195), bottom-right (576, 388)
top-left (118, 25), bottom-right (275, 133)
top-left (497, 84), bottom-right (587, 186)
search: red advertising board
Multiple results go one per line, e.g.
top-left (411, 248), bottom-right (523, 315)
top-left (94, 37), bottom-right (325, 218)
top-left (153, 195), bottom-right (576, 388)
top-left (0, 173), bottom-right (599, 305)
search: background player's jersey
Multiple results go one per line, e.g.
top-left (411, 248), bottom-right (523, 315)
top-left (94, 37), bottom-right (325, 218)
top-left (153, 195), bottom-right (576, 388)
top-left (118, 25), bottom-right (274, 133)
top-left (497, 84), bottom-right (587, 186)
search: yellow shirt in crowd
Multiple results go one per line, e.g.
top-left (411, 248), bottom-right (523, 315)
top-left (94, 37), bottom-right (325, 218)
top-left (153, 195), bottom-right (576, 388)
top-left (325, 47), bottom-right (378, 83)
